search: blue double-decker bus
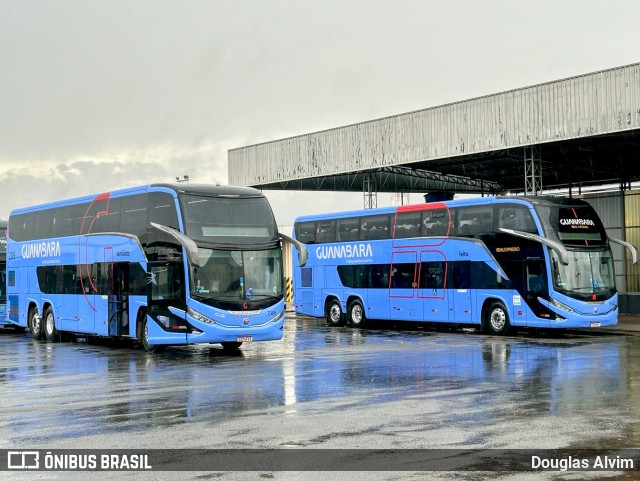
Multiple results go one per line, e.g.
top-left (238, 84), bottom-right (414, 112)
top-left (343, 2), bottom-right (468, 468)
top-left (292, 196), bottom-right (637, 334)
top-left (6, 183), bottom-right (306, 351)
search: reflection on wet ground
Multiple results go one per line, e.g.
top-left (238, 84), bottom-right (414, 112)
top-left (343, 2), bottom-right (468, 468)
top-left (1, 315), bottom-right (640, 460)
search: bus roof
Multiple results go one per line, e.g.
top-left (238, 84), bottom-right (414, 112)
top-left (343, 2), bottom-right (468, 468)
top-left (9, 183), bottom-right (265, 216)
top-left (293, 195), bottom-right (593, 223)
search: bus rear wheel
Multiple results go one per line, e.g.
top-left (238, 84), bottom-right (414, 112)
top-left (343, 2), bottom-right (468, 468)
top-left (44, 307), bottom-right (60, 342)
top-left (483, 301), bottom-right (511, 335)
top-left (29, 307), bottom-right (44, 341)
top-left (347, 299), bottom-right (366, 328)
top-left (326, 299), bottom-right (344, 326)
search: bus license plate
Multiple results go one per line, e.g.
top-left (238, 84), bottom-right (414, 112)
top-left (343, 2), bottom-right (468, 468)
top-left (590, 322), bottom-right (601, 328)
top-left (237, 336), bottom-right (253, 342)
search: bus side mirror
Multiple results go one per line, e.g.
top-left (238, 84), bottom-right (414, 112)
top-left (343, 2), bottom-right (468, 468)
top-left (609, 238), bottom-right (638, 265)
top-left (150, 222), bottom-right (205, 267)
top-left (280, 233), bottom-right (308, 267)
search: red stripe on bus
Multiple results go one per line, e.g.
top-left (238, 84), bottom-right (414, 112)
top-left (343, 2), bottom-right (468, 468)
top-left (396, 202), bottom-right (448, 213)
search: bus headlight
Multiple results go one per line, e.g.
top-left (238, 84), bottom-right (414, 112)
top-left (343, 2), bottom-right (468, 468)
top-left (188, 307), bottom-right (216, 325)
top-left (549, 298), bottom-right (574, 313)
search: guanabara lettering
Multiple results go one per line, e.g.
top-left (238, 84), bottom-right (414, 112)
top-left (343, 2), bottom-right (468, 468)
top-left (316, 243), bottom-right (373, 260)
top-left (560, 218), bottom-right (595, 227)
top-left (21, 241), bottom-right (61, 259)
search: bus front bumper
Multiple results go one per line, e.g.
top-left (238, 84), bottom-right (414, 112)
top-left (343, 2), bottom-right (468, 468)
top-left (539, 297), bottom-right (619, 328)
top-left (146, 314), bottom-right (284, 345)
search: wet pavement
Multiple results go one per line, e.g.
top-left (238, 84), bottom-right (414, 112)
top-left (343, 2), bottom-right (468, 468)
top-left (2, 314), bottom-right (640, 480)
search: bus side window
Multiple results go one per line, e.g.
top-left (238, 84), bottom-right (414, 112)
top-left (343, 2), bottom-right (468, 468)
top-left (362, 215), bottom-right (391, 241)
top-left (295, 222), bottom-right (316, 244)
top-left (395, 212), bottom-right (421, 239)
top-left (448, 261), bottom-right (470, 289)
top-left (337, 218), bottom-right (359, 242)
top-left (498, 205), bottom-right (538, 234)
top-left (315, 220), bottom-right (335, 244)
top-left (500, 209), bottom-right (517, 230)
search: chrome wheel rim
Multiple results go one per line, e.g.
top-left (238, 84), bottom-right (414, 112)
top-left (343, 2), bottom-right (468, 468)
top-left (490, 308), bottom-right (506, 331)
top-left (31, 312), bottom-right (41, 335)
top-left (351, 304), bottom-right (363, 325)
top-left (329, 304), bottom-right (341, 323)
top-left (45, 312), bottom-right (54, 336)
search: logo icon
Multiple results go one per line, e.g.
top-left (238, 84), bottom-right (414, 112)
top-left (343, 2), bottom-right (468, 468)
top-left (8, 451), bottom-right (39, 470)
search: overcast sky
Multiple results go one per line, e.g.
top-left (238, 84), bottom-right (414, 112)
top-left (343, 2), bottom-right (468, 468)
top-left (1, 0), bottom-right (639, 225)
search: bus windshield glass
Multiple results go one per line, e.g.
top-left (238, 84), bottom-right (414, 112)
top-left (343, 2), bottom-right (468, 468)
top-left (192, 247), bottom-right (283, 304)
top-left (549, 248), bottom-right (615, 299)
top-left (181, 195), bottom-right (278, 245)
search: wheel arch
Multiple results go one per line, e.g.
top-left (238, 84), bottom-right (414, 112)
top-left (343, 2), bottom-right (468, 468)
top-left (324, 295), bottom-right (342, 314)
top-left (42, 301), bottom-right (54, 316)
top-left (27, 300), bottom-right (39, 318)
top-left (135, 307), bottom-right (148, 341)
top-left (346, 294), bottom-right (365, 310)
top-left (480, 296), bottom-right (510, 321)
top-left (481, 296), bottom-right (511, 334)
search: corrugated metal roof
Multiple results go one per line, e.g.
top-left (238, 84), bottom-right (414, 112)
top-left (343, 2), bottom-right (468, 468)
top-left (229, 63), bottom-right (640, 193)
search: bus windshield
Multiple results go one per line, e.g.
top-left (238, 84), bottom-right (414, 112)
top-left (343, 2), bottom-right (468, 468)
top-left (549, 248), bottom-right (615, 299)
top-left (181, 195), bottom-right (278, 245)
top-left (192, 247), bottom-right (283, 305)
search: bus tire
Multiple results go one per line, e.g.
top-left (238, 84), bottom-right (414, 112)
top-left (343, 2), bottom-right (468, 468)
top-left (140, 314), bottom-right (166, 353)
top-left (326, 298), bottom-right (344, 327)
top-left (221, 342), bottom-right (243, 350)
top-left (483, 301), bottom-right (511, 335)
top-left (347, 299), bottom-right (367, 328)
top-left (29, 306), bottom-right (44, 341)
top-left (43, 306), bottom-right (60, 342)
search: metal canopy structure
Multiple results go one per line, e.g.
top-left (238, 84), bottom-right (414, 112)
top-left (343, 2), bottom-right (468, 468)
top-left (261, 165), bottom-right (501, 193)
top-left (409, 130), bottom-right (640, 194)
top-left (229, 63), bottom-right (640, 197)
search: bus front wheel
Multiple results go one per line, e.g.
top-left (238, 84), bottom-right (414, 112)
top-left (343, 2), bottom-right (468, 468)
top-left (347, 299), bottom-right (367, 328)
top-left (326, 299), bottom-right (344, 327)
top-left (29, 307), bottom-right (44, 341)
top-left (483, 301), bottom-right (511, 335)
top-left (139, 314), bottom-right (166, 354)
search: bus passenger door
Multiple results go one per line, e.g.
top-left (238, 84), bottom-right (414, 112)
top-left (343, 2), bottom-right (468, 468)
top-left (523, 259), bottom-right (547, 326)
top-left (418, 251), bottom-right (449, 323)
top-left (108, 263), bottom-right (130, 336)
top-left (57, 266), bottom-right (78, 332)
top-left (389, 251), bottom-right (417, 321)
top-left (448, 261), bottom-right (472, 324)
top-left (146, 261), bottom-right (188, 344)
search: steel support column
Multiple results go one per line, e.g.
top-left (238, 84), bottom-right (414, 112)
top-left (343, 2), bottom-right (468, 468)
top-left (363, 172), bottom-right (377, 209)
top-left (524, 146), bottom-right (542, 195)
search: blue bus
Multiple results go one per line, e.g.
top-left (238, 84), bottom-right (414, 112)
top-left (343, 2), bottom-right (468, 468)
top-left (292, 196), bottom-right (637, 334)
top-left (6, 183), bottom-right (306, 351)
